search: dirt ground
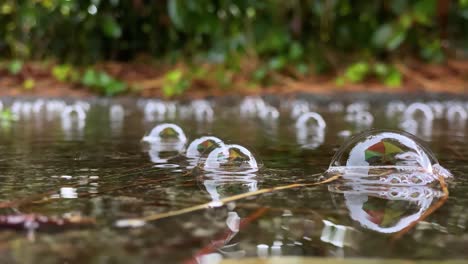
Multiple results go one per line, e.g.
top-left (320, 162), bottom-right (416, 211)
top-left (0, 58), bottom-right (467, 98)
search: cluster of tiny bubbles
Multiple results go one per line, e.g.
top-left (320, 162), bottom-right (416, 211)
top-left (142, 123), bottom-right (187, 164)
top-left (295, 112), bottom-right (326, 149)
top-left (323, 129), bottom-right (452, 186)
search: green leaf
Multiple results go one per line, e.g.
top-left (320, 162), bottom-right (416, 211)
top-left (101, 15), bottom-right (122, 39)
top-left (168, 0), bottom-right (184, 29)
top-left (252, 67), bottom-right (268, 82)
top-left (97, 72), bottom-right (113, 87)
top-left (82, 69), bottom-right (97, 86)
top-left (413, 0), bottom-right (436, 25)
top-left (344, 62), bottom-right (370, 83)
top-left (165, 69), bottom-right (183, 82)
top-left (296, 63), bottom-right (309, 75)
top-left (52, 64), bottom-right (71, 82)
top-left (384, 68), bottom-right (402, 87)
top-left (268, 56), bottom-right (287, 71)
top-left (105, 80), bottom-right (127, 96)
top-left (288, 42), bottom-right (303, 60)
top-left (374, 63), bottom-right (389, 77)
top-left (335, 76), bottom-right (345, 87)
top-left (8, 60), bottom-right (23, 75)
top-left (372, 23), bottom-right (393, 48)
top-left (386, 29), bottom-right (406, 50)
top-left (23, 78), bottom-right (35, 90)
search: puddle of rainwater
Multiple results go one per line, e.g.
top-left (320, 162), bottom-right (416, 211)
top-left (0, 96), bottom-right (466, 263)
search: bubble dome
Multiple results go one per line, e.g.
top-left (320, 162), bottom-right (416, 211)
top-left (186, 136), bottom-right (225, 159)
top-left (204, 144), bottom-right (259, 175)
top-left (325, 129), bottom-right (452, 185)
top-left (142, 123), bottom-right (187, 145)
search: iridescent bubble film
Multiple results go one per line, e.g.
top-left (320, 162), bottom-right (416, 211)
top-left (325, 130), bottom-right (452, 185)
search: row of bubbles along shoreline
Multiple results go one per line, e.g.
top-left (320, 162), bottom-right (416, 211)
top-left (1, 97), bottom-right (468, 144)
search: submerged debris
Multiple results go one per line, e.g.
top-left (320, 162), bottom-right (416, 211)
top-left (0, 213), bottom-right (95, 231)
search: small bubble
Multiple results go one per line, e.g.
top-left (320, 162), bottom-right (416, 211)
top-left (204, 144), bottom-right (259, 175)
top-left (142, 123), bottom-right (187, 144)
top-left (186, 136), bottom-right (224, 159)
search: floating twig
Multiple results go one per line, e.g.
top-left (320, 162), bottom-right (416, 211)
top-left (124, 174), bottom-right (342, 223)
top-left (391, 175), bottom-right (449, 241)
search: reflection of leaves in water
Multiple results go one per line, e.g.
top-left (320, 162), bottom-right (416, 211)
top-left (196, 140), bottom-right (218, 155)
top-left (365, 140), bottom-right (404, 165)
top-left (228, 148), bottom-right (248, 162)
top-left (160, 127), bottom-right (178, 138)
top-left (362, 197), bottom-right (419, 227)
top-left (215, 183), bottom-right (252, 198)
top-left (217, 148), bottom-right (249, 168)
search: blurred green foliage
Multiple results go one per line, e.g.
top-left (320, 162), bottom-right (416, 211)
top-left (81, 68), bottom-right (127, 96)
top-left (0, 0), bottom-right (467, 87)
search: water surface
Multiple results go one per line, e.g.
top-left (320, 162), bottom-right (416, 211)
top-left (0, 96), bottom-right (467, 263)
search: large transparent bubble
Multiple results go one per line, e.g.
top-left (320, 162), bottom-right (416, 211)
top-left (204, 144), bottom-right (259, 175)
top-left (142, 123), bottom-right (187, 145)
top-left (325, 129), bottom-right (452, 185)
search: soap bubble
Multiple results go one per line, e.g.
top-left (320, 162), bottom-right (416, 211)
top-left (204, 144), bottom-right (259, 175)
top-left (446, 104), bottom-right (467, 124)
top-left (142, 123), bottom-right (187, 145)
top-left (143, 124), bottom-right (187, 163)
top-left (258, 105), bottom-right (279, 121)
top-left (427, 101), bottom-right (444, 119)
top-left (61, 104), bottom-right (87, 140)
top-left (345, 102), bottom-right (373, 127)
top-left (386, 101), bottom-right (406, 118)
top-left (191, 100), bottom-right (214, 122)
top-left (290, 100), bottom-right (312, 119)
top-left (295, 112), bottom-right (326, 149)
top-left (186, 136), bottom-right (225, 159)
top-left (325, 129), bottom-right (452, 186)
top-left (403, 102), bottom-right (434, 121)
top-left (144, 100), bottom-right (167, 122)
top-left (110, 104), bottom-right (125, 121)
top-left (240, 97), bottom-right (265, 117)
